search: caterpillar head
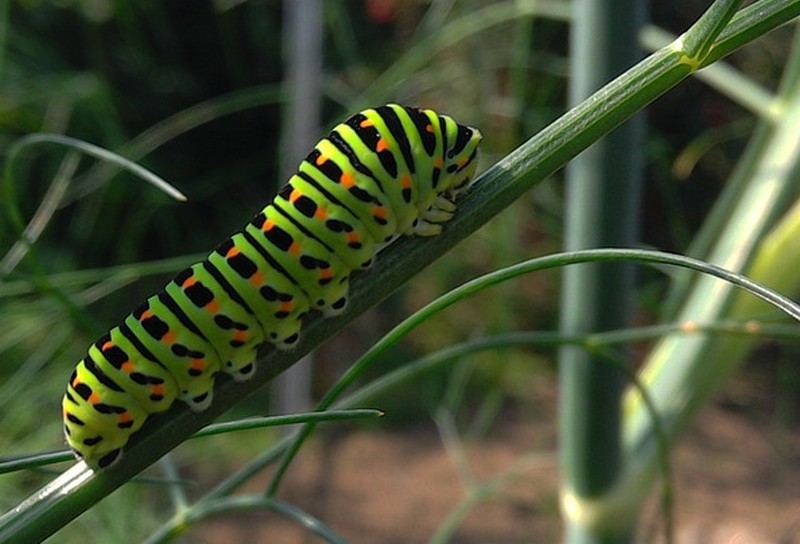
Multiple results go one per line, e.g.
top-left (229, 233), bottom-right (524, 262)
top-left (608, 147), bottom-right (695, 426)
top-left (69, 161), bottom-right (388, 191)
top-left (440, 114), bottom-right (482, 197)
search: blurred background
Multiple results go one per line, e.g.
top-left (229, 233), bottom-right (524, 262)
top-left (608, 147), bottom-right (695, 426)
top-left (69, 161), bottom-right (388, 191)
top-left (0, 1), bottom-right (798, 542)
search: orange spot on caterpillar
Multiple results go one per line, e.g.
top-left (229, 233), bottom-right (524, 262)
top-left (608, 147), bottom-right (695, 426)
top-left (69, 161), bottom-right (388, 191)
top-left (290, 188), bottom-right (303, 202)
top-left (279, 301), bottom-right (293, 313)
top-left (190, 359), bottom-right (206, 371)
top-left (142, 309), bottom-right (154, 320)
top-left (232, 330), bottom-right (248, 343)
top-left (206, 300), bottom-right (220, 314)
top-left (401, 175), bottom-right (412, 189)
top-left (121, 361), bottom-right (135, 374)
top-left (151, 384), bottom-right (165, 396)
top-left (250, 270), bottom-right (264, 286)
top-left (373, 207), bottom-right (388, 220)
top-left (434, 157), bottom-right (443, 169)
top-left (375, 139), bottom-right (389, 152)
top-left (226, 247), bottom-right (240, 259)
top-left (346, 232), bottom-right (360, 244)
top-left (340, 172), bottom-right (356, 188)
top-left (315, 208), bottom-right (328, 220)
top-left (118, 413), bottom-right (132, 424)
top-left (163, 331), bottom-right (176, 345)
top-left (289, 242), bottom-right (301, 256)
top-left (316, 154), bottom-right (328, 166)
top-left (183, 277), bottom-right (198, 289)
top-left (89, 392), bottom-right (101, 405)
top-left (360, 119), bottom-right (374, 128)
top-left (320, 269), bottom-right (333, 280)
top-left (262, 219), bottom-right (275, 232)
top-left (102, 340), bottom-right (114, 352)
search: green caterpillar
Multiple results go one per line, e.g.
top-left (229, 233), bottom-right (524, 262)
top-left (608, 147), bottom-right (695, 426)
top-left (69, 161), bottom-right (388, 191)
top-left (62, 104), bottom-right (482, 469)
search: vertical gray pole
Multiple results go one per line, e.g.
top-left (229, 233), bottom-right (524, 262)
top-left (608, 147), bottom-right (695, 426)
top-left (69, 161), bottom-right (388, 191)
top-left (274, 0), bottom-right (323, 416)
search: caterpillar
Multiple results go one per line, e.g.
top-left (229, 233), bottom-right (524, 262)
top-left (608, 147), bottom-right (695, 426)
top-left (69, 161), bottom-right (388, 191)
top-left (62, 104), bottom-right (482, 469)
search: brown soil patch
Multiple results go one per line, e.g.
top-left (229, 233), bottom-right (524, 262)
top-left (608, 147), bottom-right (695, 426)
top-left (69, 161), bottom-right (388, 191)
top-left (198, 381), bottom-right (800, 543)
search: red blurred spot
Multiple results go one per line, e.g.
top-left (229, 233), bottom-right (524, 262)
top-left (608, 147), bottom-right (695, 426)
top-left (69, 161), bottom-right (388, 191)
top-left (366, 0), bottom-right (397, 24)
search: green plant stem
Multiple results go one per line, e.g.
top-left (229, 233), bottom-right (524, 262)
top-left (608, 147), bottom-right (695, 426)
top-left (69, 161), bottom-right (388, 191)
top-left (142, 496), bottom-right (347, 544)
top-left (619, 23), bottom-right (800, 529)
top-left (680, 0), bottom-right (745, 62)
top-left (559, 1), bottom-right (645, 542)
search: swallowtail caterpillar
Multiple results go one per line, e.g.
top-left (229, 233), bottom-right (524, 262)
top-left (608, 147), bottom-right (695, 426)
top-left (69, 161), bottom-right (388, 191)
top-left (62, 104), bottom-right (482, 469)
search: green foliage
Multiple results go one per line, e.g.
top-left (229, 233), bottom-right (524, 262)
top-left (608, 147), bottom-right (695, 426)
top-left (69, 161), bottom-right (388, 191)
top-left (1, 1), bottom-right (799, 543)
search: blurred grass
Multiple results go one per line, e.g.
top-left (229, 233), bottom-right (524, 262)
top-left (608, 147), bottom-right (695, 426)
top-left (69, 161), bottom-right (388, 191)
top-left (0, 1), bottom-right (798, 542)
